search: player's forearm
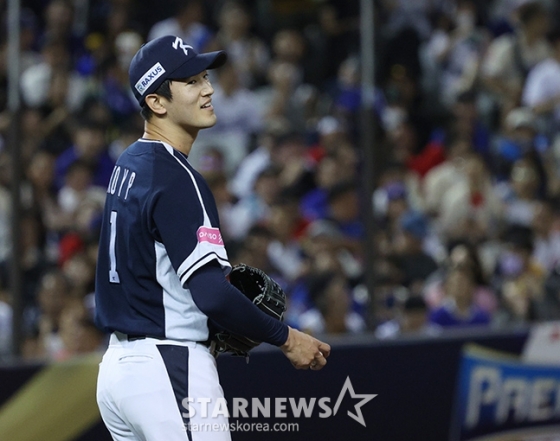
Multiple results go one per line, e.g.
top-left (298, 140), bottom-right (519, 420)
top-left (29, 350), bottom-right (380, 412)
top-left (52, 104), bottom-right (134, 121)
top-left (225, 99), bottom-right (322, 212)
top-left (187, 261), bottom-right (289, 346)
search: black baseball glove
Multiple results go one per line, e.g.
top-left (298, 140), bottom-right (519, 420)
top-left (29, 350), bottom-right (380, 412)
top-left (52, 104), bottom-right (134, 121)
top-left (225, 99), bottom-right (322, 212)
top-left (213, 263), bottom-right (287, 358)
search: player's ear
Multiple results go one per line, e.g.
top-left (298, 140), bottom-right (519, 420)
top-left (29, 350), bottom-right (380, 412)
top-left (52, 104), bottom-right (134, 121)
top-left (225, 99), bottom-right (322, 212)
top-left (144, 94), bottom-right (167, 116)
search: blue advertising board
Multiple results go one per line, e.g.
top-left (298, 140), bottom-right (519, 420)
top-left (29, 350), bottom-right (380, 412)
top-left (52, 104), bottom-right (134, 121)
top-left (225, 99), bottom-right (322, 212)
top-left (452, 345), bottom-right (560, 440)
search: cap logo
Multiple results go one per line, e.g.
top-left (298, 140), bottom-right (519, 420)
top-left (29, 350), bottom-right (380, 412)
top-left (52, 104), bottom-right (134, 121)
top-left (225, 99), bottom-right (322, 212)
top-left (135, 62), bottom-right (166, 95)
top-left (172, 36), bottom-right (193, 57)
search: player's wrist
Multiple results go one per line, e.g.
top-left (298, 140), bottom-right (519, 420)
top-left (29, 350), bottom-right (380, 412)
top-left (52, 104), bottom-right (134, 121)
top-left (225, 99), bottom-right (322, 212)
top-left (280, 326), bottom-right (294, 351)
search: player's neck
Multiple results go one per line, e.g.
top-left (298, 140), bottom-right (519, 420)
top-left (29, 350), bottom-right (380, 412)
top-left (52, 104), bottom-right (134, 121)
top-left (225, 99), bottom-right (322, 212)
top-left (142, 121), bottom-right (198, 156)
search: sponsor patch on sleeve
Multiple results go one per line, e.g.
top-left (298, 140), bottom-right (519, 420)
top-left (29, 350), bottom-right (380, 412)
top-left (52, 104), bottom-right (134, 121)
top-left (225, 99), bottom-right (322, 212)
top-left (197, 226), bottom-right (223, 245)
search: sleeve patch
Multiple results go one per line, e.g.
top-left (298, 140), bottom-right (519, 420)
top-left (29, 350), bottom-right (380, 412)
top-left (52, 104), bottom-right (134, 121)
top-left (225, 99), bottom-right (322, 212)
top-left (197, 226), bottom-right (223, 245)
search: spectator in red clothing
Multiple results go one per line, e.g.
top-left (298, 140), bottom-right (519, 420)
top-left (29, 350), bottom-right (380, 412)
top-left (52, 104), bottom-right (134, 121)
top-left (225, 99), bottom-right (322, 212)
top-left (307, 116), bottom-right (349, 164)
top-left (437, 153), bottom-right (503, 242)
top-left (266, 195), bottom-right (308, 282)
top-left (387, 117), bottom-right (446, 178)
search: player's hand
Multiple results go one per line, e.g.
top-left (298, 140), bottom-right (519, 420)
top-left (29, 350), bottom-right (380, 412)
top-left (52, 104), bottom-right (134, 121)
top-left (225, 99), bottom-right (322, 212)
top-left (280, 327), bottom-right (331, 371)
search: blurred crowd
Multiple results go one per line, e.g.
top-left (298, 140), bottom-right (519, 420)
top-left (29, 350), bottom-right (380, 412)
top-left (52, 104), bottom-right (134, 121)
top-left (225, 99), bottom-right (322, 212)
top-left (2, 0), bottom-right (560, 361)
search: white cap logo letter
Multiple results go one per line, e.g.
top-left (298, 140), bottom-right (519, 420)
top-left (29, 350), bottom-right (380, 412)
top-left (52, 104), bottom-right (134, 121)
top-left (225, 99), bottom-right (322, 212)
top-left (172, 37), bottom-right (194, 56)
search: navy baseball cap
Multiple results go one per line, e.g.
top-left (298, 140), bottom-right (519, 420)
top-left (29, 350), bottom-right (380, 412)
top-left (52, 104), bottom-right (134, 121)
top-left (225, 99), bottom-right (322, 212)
top-left (129, 35), bottom-right (227, 105)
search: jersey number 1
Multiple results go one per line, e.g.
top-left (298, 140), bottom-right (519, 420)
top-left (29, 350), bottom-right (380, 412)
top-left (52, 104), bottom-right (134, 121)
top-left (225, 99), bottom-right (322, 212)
top-left (109, 210), bottom-right (121, 283)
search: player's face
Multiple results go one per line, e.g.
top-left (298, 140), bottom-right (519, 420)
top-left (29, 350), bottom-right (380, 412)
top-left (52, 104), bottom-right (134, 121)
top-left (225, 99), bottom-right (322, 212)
top-left (167, 71), bottom-right (217, 130)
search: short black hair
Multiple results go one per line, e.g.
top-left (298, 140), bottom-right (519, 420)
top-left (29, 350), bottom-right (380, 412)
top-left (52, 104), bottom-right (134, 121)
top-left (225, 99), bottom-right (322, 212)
top-left (503, 225), bottom-right (534, 252)
top-left (72, 116), bottom-right (105, 133)
top-left (65, 159), bottom-right (94, 177)
top-left (403, 295), bottom-right (427, 312)
top-left (546, 28), bottom-right (560, 45)
top-left (140, 79), bottom-right (173, 121)
top-left (307, 271), bottom-right (340, 314)
top-left (517, 1), bottom-right (547, 26)
top-left (327, 180), bottom-right (357, 204)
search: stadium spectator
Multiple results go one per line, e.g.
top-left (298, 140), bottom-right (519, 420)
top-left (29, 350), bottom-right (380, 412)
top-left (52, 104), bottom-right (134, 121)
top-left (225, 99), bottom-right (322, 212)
top-left (428, 265), bottom-right (492, 328)
top-left (437, 153), bottom-right (503, 242)
top-left (424, 241), bottom-right (498, 315)
top-left (298, 271), bottom-right (366, 335)
top-left (490, 107), bottom-right (546, 185)
top-left (5, 0), bottom-right (560, 353)
top-left (97, 31), bottom-right (143, 123)
top-left (229, 119), bottom-right (290, 199)
top-left (56, 301), bottom-right (105, 360)
top-left (147, 0), bottom-right (212, 52)
top-left (532, 200), bottom-right (560, 272)
top-left (54, 118), bottom-right (115, 190)
top-left (448, 90), bottom-right (492, 160)
top-left (493, 225), bottom-right (547, 325)
top-left (375, 295), bottom-right (439, 339)
top-left (20, 37), bottom-right (89, 112)
top-left (266, 196), bottom-right (307, 282)
top-left (24, 270), bottom-right (70, 360)
top-left (57, 160), bottom-right (105, 216)
top-left (422, 1), bottom-right (490, 108)
top-left (542, 263), bottom-right (560, 321)
top-left (423, 136), bottom-right (472, 216)
top-left (227, 166), bottom-right (280, 240)
top-left (207, 0), bottom-right (270, 89)
top-left (481, 1), bottom-right (551, 123)
top-left (191, 61), bottom-right (264, 174)
top-left (391, 210), bottom-right (438, 295)
top-left (37, 0), bottom-right (84, 62)
top-left (300, 154), bottom-right (344, 222)
top-left (495, 157), bottom-right (542, 227)
top-left (522, 28), bottom-right (560, 137)
top-left (324, 180), bottom-right (364, 241)
top-left (256, 60), bottom-right (317, 132)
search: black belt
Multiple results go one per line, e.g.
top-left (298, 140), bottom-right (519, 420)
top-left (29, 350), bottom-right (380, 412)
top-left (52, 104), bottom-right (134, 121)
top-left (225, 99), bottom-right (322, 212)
top-left (126, 334), bottom-right (211, 348)
top-left (127, 334), bottom-right (147, 341)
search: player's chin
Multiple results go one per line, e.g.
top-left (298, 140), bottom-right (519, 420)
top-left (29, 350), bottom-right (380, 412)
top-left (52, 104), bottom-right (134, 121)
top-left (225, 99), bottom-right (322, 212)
top-left (199, 114), bottom-right (217, 128)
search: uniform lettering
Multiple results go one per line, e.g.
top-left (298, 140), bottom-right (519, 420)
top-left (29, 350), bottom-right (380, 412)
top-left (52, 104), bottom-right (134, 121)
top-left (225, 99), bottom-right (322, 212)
top-left (107, 166), bottom-right (118, 194)
top-left (117, 168), bottom-right (129, 197)
top-left (108, 167), bottom-right (136, 200)
top-left (124, 172), bottom-right (136, 200)
top-left (109, 167), bottom-right (121, 195)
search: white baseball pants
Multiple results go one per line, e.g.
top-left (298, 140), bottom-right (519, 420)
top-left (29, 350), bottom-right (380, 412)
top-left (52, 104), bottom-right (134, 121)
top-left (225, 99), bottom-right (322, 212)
top-left (97, 332), bottom-right (231, 441)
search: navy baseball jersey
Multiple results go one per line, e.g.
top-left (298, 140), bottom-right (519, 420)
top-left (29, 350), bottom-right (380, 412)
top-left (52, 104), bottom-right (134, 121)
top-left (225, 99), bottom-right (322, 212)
top-left (95, 138), bottom-right (231, 342)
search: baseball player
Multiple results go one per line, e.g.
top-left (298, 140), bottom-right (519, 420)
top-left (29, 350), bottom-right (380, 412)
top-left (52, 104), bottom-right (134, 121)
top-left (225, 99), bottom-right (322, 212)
top-left (94, 35), bottom-right (331, 441)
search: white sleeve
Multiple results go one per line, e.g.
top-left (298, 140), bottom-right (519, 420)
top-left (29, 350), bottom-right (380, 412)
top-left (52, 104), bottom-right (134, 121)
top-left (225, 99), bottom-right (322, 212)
top-left (481, 36), bottom-right (513, 78)
top-left (522, 64), bottom-right (550, 107)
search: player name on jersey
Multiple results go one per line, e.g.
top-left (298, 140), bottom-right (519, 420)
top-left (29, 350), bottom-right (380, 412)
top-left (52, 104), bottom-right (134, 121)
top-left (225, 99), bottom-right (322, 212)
top-left (107, 165), bottom-right (136, 200)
